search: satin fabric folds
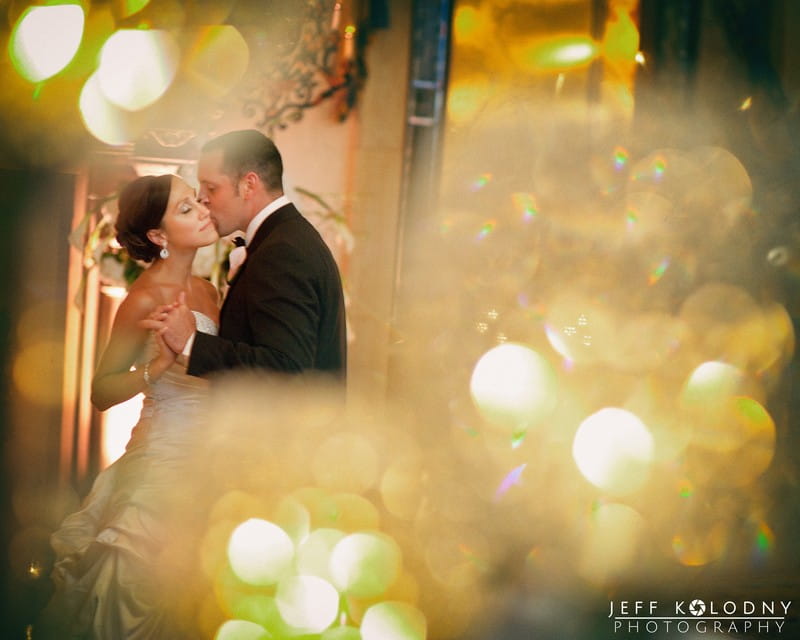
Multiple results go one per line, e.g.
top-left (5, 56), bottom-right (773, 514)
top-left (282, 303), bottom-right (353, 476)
top-left (37, 312), bottom-right (218, 639)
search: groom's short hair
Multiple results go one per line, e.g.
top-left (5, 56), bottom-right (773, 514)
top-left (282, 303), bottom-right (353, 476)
top-left (202, 129), bottom-right (283, 193)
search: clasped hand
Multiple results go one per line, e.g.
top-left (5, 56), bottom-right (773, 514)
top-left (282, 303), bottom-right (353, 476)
top-left (139, 291), bottom-right (196, 355)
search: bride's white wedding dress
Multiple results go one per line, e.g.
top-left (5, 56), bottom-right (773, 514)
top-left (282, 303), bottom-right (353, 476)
top-left (38, 311), bottom-right (217, 639)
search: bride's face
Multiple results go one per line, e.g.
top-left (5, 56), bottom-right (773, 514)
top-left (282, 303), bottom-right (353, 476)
top-left (159, 176), bottom-right (219, 250)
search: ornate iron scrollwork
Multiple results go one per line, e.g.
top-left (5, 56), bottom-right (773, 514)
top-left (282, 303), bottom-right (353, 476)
top-left (240, 0), bottom-right (366, 135)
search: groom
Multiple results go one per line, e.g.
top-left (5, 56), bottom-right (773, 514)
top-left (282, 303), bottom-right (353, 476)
top-left (144, 129), bottom-right (347, 380)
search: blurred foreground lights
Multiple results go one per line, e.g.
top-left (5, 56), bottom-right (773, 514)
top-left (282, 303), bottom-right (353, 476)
top-left (9, 4), bottom-right (85, 83)
top-left (361, 602), bottom-right (427, 640)
top-left (295, 527), bottom-right (345, 583)
top-left (671, 522), bottom-right (728, 567)
top-left (79, 72), bottom-right (136, 145)
top-left (686, 396), bottom-right (775, 487)
top-left (114, 0), bottom-right (154, 20)
top-left (97, 29), bottom-right (179, 110)
top-left (322, 627), bottom-right (361, 639)
top-left (227, 518), bottom-right (294, 586)
top-left (579, 503), bottom-right (644, 584)
top-left (330, 532), bottom-right (402, 598)
top-left (510, 35), bottom-right (599, 72)
top-left (184, 25), bottom-right (249, 98)
top-left (276, 575), bottom-right (339, 634)
top-left (680, 361), bottom-right (745, 409)
top-left (572, 408), bottom-right (654, 495)
top-left (312, 432), bottom-right (379, 493)
top-left (13, 339), bottom-right (64, 406)
top-left (470, 343), bottom-right (558, 434)
top-left (214, 619), bottom-right (269, 640)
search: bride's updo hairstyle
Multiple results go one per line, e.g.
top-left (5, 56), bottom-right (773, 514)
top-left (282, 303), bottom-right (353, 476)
top-left (115, 174), bottom-right (173, 262)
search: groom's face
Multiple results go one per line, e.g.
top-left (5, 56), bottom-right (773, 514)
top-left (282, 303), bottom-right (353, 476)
top-left (198, 149), bottom-right (244, 237)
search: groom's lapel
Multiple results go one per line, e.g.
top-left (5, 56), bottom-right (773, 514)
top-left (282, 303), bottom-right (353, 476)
top-left (247, 203), bottom-right (296, 255)
top-left (220, 204), bottom-right (297, 316)
top-left (221, 266), bottom-right (243, 313)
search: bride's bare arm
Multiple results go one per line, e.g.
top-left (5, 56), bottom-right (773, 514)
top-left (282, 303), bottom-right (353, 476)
top-left (91, 291), bottom-right (177, 411)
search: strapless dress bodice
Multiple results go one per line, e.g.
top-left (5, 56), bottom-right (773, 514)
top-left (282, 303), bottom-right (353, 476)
top-left (134, 310), bottom-right (218, 438)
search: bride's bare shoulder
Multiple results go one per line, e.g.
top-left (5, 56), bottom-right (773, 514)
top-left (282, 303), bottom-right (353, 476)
top-left (115, 278), bottom-right (162, 320)
top-left (193, 276), bottom-right (220, 303)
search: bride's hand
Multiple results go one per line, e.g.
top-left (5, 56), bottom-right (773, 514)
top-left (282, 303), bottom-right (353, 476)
top-left (141, 329), bottom-right (178, 386)
top-left (142, 301), bottom-right (179, 326)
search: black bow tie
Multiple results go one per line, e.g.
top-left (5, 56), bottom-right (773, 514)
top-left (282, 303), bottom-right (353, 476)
top-left (232, 236), bottom-right (246, 248)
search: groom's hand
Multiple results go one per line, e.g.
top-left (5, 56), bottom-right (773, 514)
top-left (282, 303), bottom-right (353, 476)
top-left (139, 293), bottom-right (196, 355)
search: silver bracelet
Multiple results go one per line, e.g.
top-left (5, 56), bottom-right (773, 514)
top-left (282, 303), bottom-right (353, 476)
top-left (143, 362), bottom-right (152, 385)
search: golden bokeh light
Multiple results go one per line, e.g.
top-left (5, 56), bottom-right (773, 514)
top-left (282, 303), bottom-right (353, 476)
top-left (330, 492), bottom-right (380, 531)
top-left (183, 25), bottom-right (250, 98)
top-left (680, 360), bottom-right (747, 411)
top-left (452, 4), bottom-right (493, 48)
top-left (380, 455), bottom-right (425, 520)
top-left (671, 521), bottom-right (729, 567)
top-left (381, 568), bottom-right (420, 606)
top-left (321, 625), bottom-right (361, 639)
top-left (603, 311), bottom-right (687, 374)
top-left (97, 29), bottom-right (179, 111)
top-left (200, 518), bottom-right (238, 581)
top-left (329, 532), bottom-right (402, 599)
top-left (213, 618), bottom-right (269, 640)
top-left (15, 300), bottom-right (66, 346)
top-left (508, 34), bottom-right (599, 73)
top-left (79, 72), bottom-right (138, 145)
top-left (686, 395), bottom-right (776, 487)
top-left (275, 575), bottom-right (340, 634)
top-left (12, 339), bottom-right (64, 406)
top-left (9, 4), bottom-right (85, 83)
top-left (361, 601), bottom-right (427, 640)
top-left (470, 342), bottom-right (558, 433)
top-left (271, 495), bottom-right (312, 543)
top-left (602, 4), bottom-right (639, 64)
top-left (227, 518), bottom-right (294, 587)
top-left (753, 302), bottom-right (795, 384)
top-left (209, 490), bottom-right (272, 526)
top-left (312, 432), bottom-right (379, 493)
top-left (422, 532), bottom-right (489, 589)
top-left (622, 190), bottom-right (674, 245)
top-left (8, 525), bottom-right (53, 582)
top-left (111, 0), bottom-right (153, 20)
top-left (286, 486), bottom-right (342, 531)
top-left (578, 502), bottom-right (645, 584)
top-left (446, 77), bottom-right (494, 126)
top-left (572, 407), bottom-right (655, 495)
top-left (295, 527), bottom-right (345, 583)
top-left (7, 0), bottom-right (799, 635)
top-left (683, 146), bottom-right (753, 229)
top-left (227, 593), bottom-right (277, 633)
top-left (679, 282), bottom-right (766, 370)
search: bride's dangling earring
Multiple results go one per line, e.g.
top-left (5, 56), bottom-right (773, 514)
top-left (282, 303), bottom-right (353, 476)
top-left (160, 241), bottom-right (169, 259)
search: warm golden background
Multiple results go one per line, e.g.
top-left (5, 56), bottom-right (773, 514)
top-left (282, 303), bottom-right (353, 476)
top-left (1, 0), bottom-right (799, 638)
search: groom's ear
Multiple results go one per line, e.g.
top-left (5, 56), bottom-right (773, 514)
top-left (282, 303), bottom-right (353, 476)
top-left (241, 172), bottom-right (259, 198)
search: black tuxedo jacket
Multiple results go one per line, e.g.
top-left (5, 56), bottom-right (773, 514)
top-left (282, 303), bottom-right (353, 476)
top-left (187, 203), bottom-right (347, 379)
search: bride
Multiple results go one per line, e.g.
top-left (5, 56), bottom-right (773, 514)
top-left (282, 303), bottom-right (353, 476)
top-left (37, 173), bottom-right (220, 638)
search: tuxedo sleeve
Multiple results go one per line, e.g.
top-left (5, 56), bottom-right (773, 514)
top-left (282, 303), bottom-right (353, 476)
top-left (186, 240), bottom-right (321, 376)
